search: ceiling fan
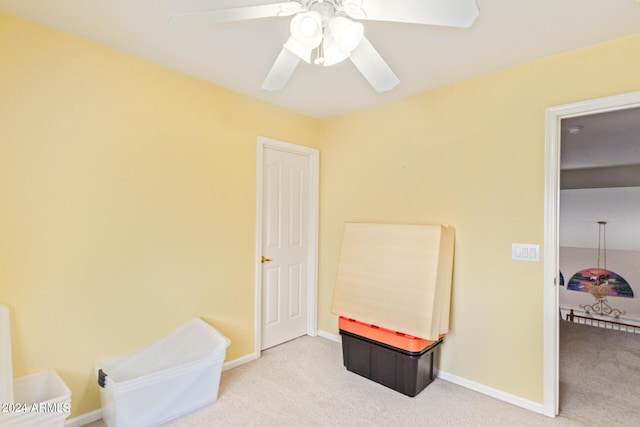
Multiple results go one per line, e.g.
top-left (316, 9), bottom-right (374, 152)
top-left (169, 0), bottom-right (479, 93)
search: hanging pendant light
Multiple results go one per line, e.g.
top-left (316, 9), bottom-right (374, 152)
top-left (577, 220), bottom-right (627, 318)
top-left (596, 221), bottom-right (607, 274)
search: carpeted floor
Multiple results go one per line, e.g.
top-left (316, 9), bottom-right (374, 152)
top-left (166, 336), bottom-right (568, 427)
top-left (558, 319), bottom-right (640, 426)
top-left (86, 321), bottom-right (640, 426)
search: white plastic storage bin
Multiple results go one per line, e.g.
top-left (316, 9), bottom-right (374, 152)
top-left (1, 305), bottom-right (13, 404)
top-left (96, 318), bottom-right (230, 427)
top-left (0, 370), bottom-right (71, 427)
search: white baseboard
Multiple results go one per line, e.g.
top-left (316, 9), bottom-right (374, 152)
top-left (317, 329), bottom-right (341, 343)
top-left (317, 330), bottom-right (547, 417)
top-left (222, 353), bottom-right (257, 371)
top-left (322, 330), bottom-right (546, 416)
top-left (65, 408), bottom-right (102, 427)
top-left (437, 370), bottom-right (548, 416)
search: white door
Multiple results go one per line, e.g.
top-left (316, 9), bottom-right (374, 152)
top-left (258, 139), bottom-right (318, 350)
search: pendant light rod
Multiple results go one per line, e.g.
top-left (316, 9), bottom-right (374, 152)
top-left (597, 221), bottom-right (607, 272)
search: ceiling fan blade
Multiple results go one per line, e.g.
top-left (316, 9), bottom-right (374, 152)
top-left (355, 0), bottom-right (479, 28)
top-left (349, 37), bottom-right (399, 93)
top-left (169, 2), bottom-right (301, 27)
top-left (262, 48), bottom-right (301, 91)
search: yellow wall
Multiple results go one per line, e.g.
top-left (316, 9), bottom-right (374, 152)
top-left (0, 13), bottom-right (318, 416)
top-left (318, 34), bottom-right (640, 403)
top-left (2, 8), bottom-right (640, 419)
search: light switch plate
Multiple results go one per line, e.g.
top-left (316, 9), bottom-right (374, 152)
top-left (512, 243), bottom-right (540, 262)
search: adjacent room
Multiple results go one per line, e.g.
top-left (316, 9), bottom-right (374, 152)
top-left (1, 1), bottom-right (640, 426)
top-left (557, 107), bottom-right (640, 425)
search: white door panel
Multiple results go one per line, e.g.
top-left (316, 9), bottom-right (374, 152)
top-left (261, 146), bottom-right (309, 349)
top-left (264, 267), bottom-right (280, 326)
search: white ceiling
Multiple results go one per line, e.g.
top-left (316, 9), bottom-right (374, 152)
top-left (1, 0), bottom-right (640, 119)
top-left (562, 107), bottom-right (640, 170)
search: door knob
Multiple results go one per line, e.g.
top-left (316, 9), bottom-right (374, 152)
top-left (261, 256), bottom-right (272, 263)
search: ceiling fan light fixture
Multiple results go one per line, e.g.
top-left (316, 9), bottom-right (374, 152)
top-left (342, 0), bottom-right (366, 19)
top-left (313, 41), bottom-right (325, 65)
top-left (329, 16), bottom-right (364, 54)
top-left (284, 37), bottom-right (312, 63)
top-left (290, 11), bottom-right (323, 49)
top-left (321, 32), bottom-right (350, 66)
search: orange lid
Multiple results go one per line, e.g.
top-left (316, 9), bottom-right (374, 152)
top-left (339, 316), bottom-right (442, 353)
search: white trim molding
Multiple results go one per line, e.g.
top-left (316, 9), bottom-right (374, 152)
top-left (317, 329), bottom-right (341, 343)
top-left (543, 90), bottom-right (640, 418)
top-left (222, 353), bottom-right (258, 371)
top-left (438, 371), bottom-right (545, 415)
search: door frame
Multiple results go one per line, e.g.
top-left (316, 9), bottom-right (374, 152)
top-left (254, 136), bottom-right (319, 358)
top-left (543, 90), bottom-right (640, 416)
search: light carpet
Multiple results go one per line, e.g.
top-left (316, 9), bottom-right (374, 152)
top-left (86, 323), bottom-right (640, 426)
top-left (559, 319), bottom-right (640, 426)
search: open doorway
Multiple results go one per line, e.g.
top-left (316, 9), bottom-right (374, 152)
top-left (559, 107), bottom-right (640, 320)
top-left (558, 107), bottom-right (640, 424)
top-left (543, 91), bottom-right (640, 417)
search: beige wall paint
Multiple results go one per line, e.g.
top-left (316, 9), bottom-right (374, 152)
top-left (318, 34), bottom-right (640, 403)
top-left (0, 13), bottom-right (318, 416)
